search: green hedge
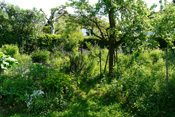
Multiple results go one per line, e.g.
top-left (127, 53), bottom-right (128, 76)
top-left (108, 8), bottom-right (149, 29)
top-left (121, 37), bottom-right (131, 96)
top-left (22, 35), bottom-right (109, 53)
top-left (24, 35), bottom-right (108, 53)
top-left (24, 34), bottom-right (62, 53)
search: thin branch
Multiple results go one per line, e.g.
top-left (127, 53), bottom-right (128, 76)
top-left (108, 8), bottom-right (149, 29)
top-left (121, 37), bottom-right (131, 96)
top-left (80, 14), bottom-right (106, 40)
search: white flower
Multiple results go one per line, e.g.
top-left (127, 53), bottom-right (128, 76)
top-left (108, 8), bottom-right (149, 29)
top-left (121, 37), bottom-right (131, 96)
top-left (27, 90), bottom-right (44, 108)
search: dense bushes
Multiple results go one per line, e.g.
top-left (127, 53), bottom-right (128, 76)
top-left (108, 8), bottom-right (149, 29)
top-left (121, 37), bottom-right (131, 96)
top-left (1, 47), bottom-right (175, 116)
top-left (31, 50), bottom-right (50, 63)
top-left (1, 35), bottom-right (109, 55)
top-left (24, 34), bottom-right (61, 53)
top-left (0, 62), bottom-right (75, 115)
top-left (0, 2), bottom-right (45, 48)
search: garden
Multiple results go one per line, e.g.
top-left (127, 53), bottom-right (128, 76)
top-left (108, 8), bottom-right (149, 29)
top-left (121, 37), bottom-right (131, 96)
top-left (1, 0), bottom-right (175, 117)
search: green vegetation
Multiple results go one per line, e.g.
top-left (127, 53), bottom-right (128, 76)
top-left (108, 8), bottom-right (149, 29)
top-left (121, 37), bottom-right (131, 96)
top-left (31, 50), bottom-right (50, 63)
top-left (1, 49), bottom-right (175, 116)
top-left (1, 0), bottom-right (175, 117)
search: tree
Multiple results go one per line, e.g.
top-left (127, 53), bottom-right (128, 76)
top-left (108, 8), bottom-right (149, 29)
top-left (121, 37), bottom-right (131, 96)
top-left (151, 2), bottom-right (175, 94)
top-left (68, 0), bottom-right (151, 75)
top-left (0, 1), bottom-right (45, 48)
top-left (40, 6), bottom-right (67, 34)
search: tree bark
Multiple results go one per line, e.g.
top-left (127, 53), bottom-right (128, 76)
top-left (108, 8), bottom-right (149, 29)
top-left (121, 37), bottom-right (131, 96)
top-left (104, 51), bottom-right (109, 74)
top-left (108, 8), bottom-right (116, 75)
top-left (109, 40), bottom-right (115, 75)
top-left (166, 49), bottom-right (168, 95)
top-left (51, 22), bottom-right (55, 35)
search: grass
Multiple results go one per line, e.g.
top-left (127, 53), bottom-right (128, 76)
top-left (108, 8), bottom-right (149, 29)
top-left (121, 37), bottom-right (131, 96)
top-left (1, 48), bottom-right (175, 117)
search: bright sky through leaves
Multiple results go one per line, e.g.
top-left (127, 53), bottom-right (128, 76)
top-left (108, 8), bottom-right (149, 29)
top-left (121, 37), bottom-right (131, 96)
top-left (2, 0), bottom-right (173, 17)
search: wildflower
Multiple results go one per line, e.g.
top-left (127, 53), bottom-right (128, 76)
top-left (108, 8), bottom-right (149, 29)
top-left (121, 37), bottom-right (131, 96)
top-left (27, 90), bottom-right (44, 108)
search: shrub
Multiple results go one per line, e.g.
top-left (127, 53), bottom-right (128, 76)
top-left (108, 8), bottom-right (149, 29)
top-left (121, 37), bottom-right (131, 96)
top-left (0, 52), bottom-right (18, 72)
top-left (150, 49), bottom-right (162, 64)
top-left (1, 44), bottom-right (19, 57)
top-left (31, 50), bottom-right (50, 63)
top-left (42, 73), bottom-right (72, 92)
top-left (61, 27), bottom-right (84, 51)
top-left (42, 26), bottom-right (51, 34)
top-left (26, 63), bottom-right (56, 85)
top-left (14, 54), bottom-right (31, 64)
top-left (25, 34), bottom-right (61, 53)
top-left (49, 56), bottom-right (70, 73)
top-left (69, 53), bottom-right (88, 74)
top-left (0, 76), bottom-right (36, 110)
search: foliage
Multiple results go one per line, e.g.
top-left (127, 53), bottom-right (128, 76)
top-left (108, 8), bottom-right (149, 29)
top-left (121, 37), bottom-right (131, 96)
top-left (67, 0), bottom-right (152, 74)
top-left (40, 6), bottom-right (67, 34)
top-left (61, 22), bottom-right (84, 51)
top-left (0, 2), bottom-right (45, 47)
top-left (42, 25), bottom-right (51, 34)
top-left (14, 54), bottom-right (31, 64)
top-left (0, 75), bottom-right (36, 110)
top-left (31, 50), bottom-right (50, 63)
top-left (1, 1), bottom-right (175, 116)
top-left (69, 52), bottom-right (88, 74)
top-left (1, 44), bottom-right (19, 57)
top-left (83, 37), bottom-right (107, 49)
top-left (25, 34), bottom-right (61, 53)
top-left (151, 2), bottom-right (175, 48)
top-left (1, 48), bottom-right (175, 116)
top-left (42, 73), bottom-right (72, 93)
top-left (49, 53), bottom-right (70, 73)
top-left (0, 52), bottom-right (18, 72)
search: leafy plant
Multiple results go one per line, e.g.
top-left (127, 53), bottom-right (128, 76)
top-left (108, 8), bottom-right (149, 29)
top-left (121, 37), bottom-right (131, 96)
top-left (31, 50), bottom-right (50, 63)
top-left (0, 76), bottom-right (36, 110)
top-left (0, 2), bottom-right (45, 47)
top-left (42, 73), bottom-right (72, 92)
top-left (0, 52), bottom-right (18, 72)
top-left (1, 44), bottom-right (19, 57)
top-left (69, 52), bottom-right (88, 74)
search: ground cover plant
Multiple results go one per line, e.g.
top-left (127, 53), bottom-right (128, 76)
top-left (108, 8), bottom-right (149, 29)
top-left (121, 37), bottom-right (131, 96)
top-left (1, 0), bottom-right (175, 117)
top-left (1, 47), bottom-right (175, 117)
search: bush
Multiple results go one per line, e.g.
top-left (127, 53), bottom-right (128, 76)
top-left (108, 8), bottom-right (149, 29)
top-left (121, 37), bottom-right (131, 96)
top-left (61, 26), bottom-right (84, 51)
top-left (14, 54), bottom-right (31, 64)
top-left (25, 34), bottom-right (61, 53)
top-left (31, 50), bottom-right (50, 63)
top-left (0, 76), bottom-right (36, 110)
top-left (42, 73), bottom-right (72, 92)
top-left (0, 52), bottom-right (18, 72)
top-left (1, 44), bottom-right (19, 57)
top-left (150, 49), bottom-right (162, 64)
top-left (69, 52), bottom-right (88, 74)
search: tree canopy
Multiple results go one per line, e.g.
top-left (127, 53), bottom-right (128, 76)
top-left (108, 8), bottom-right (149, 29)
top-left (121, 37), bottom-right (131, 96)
top-left (67, 0), bottom-right (152, 75)
top-left (0, 1), bottom-right (45, 47)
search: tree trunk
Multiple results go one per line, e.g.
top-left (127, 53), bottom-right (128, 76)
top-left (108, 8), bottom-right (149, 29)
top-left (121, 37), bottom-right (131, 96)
top-left (51, 23), bottom-right (55, 35)
top-left (166, 49), bottom-right (168, 95)
top-left (108, 8), bottom-right (116, 75)
top-left (104, 51), bottom-right (109, 74)
top-left (116, 47), bottom-right (119, 78)
top-left (109, 41), bottom-right (115, 75)
top-left (100, 48), bottom-right (102, 79)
